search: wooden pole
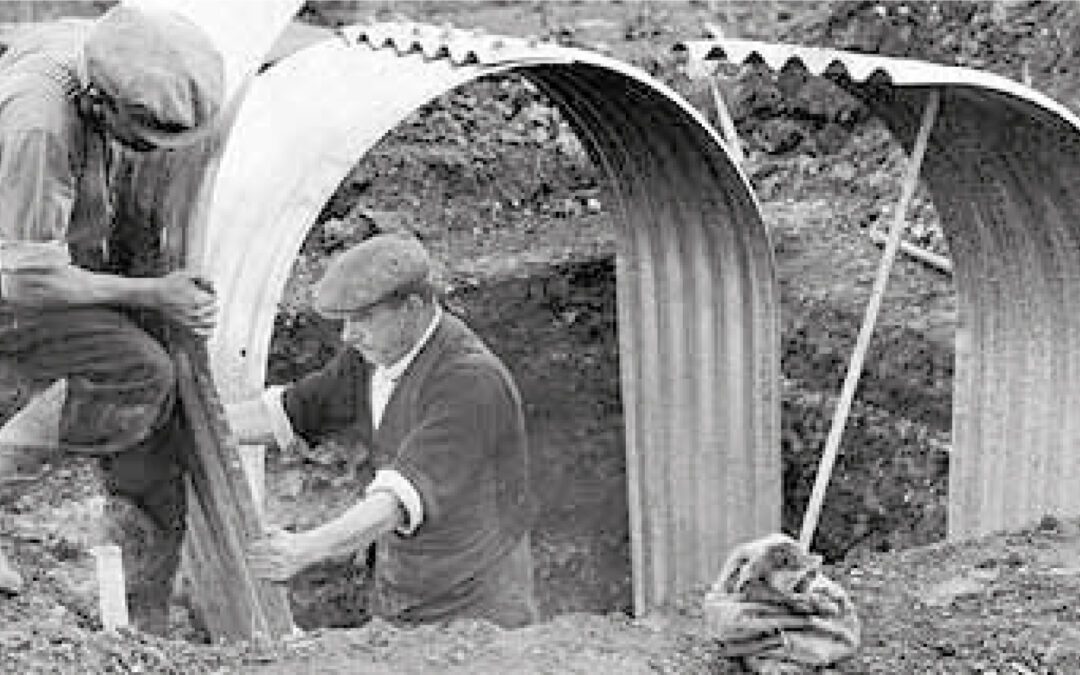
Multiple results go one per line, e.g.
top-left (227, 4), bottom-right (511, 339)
top-left (799, 90), bottom-right (942, 549)
top-left (703, 23), bottom-right (745, 165)
top-left (238, 445), bottom-right (267, 520)
top-left (162, 93), bottom-right (295, 642)
top-left (174, 344), bottom-right (293, 641)
top-left (710, 77), bottom-right (745, 165)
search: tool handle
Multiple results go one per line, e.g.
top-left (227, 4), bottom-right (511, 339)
top-left (799, 90), bottom-right (941, 549)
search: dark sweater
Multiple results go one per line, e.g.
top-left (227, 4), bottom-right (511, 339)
top-left (282, 312), bottom-right (535, 623)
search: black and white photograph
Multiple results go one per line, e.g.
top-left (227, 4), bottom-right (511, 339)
top-left (1, 1), bottom-right (1076, 672)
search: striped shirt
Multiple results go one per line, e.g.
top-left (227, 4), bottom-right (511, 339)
top-left (0, 20), bottom-right (111, 287)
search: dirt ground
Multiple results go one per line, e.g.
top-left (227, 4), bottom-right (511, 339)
top-left (4, 1), bottom-right (1080, 673)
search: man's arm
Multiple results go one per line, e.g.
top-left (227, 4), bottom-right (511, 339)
top-left (2, 265), bottom-right (156, 307)
top-left (247, 490), bottom-right (404, 581)
top-left (1, 266), bottom-right (217, 337)
top-left (0, 127), bottom-right (216, 335)
top-left (299, 489), bottom-right (404, 560)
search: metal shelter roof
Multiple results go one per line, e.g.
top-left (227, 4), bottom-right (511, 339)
top-left (204, 23), bottom-right (783, 614)
top-left (681, 38), bottom-right (1080, 540)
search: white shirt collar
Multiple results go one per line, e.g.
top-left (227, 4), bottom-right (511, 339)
top-left (376, 304), bottom-right (443, 383)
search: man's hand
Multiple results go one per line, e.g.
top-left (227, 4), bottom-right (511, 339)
top-left (154, 269), bottom-right (217, 338)
top-left (248, 491), bottom-right (403, 583)
top-left (247, 526), bottom-right (320, 582)
top-left (1, 266), bottom-right (217, 337)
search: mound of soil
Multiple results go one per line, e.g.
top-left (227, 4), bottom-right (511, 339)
top-left (7, 513), bottom-right (1080, 674)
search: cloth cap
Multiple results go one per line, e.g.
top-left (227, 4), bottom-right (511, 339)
top-left (314, 234), bottom-right (432, 317)
top-left (84, 5), bottom-right (224, 148)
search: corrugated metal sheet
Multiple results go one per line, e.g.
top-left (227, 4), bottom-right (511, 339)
top-left (205, 24), bottom-right (781, 614)
top-left (681, 38), bottom-right (1080, 540)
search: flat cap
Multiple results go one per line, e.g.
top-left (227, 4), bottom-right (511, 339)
top-left (314, 234), bottom-right (431, 317)
top-left (84, 5), bottom-right (224, 148)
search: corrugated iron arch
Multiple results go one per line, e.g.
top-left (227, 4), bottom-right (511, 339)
top-left (680, 38), bottom-right (1080, 540)
top-left (204, 24), bottom-right (781, 614)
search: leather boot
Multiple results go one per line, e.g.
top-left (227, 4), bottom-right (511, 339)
top-left (103, 495), bottom-right (184, 636)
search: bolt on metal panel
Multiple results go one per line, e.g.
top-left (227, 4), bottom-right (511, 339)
top-left (203, 26), bottom-right (781, 614)
top-left (681, 38), bottom-right (1080, 541)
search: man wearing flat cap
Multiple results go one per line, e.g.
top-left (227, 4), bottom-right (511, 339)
top-left (229, 233), bottom-right (538, 628)
top-left (0, 4), bottom-right (224, 633)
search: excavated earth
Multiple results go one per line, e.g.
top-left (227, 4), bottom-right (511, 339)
top-left (4, 1), bottom-right (1080, 672)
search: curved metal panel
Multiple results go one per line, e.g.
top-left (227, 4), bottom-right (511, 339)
top-left (523, 62), bottom-right (780, 610)
top-left (205, 25), bottom-right (781, 614)
top-left (680, 38), bottom-right (1080, 129)
top-left (682, 38), bottom-right (1080, 540)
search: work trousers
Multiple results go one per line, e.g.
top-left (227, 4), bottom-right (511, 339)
top-left (0, 305), bottom-right (188, 633)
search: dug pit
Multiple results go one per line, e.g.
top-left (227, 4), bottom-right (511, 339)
top-left (267, 246), bottom-right (955, 630)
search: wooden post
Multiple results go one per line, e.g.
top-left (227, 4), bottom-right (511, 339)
top-left (239, 445), bottom-right (267, 520)
top-left (703, 23), bottom-right (745, 165)
top-left (710, 77), bottom-right (745, 165)
top-left (799, 90), bottom-right (942, 548)
top-left (92, 544), bottom-right (129, 633)
top-left (174, 342), bottom-right (292, 641)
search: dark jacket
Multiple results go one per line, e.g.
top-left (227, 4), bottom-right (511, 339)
top-left (282, 311), bottom-right (536, 625)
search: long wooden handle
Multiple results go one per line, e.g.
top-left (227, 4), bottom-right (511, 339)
top-left (710, 77), bottom-right (745, 165)
top-left (703, 24), bottom-right (745, 165)
top-left (799, 89), bottom-right (942, 549)
top-left (175, 339), bottom-right (295, 641)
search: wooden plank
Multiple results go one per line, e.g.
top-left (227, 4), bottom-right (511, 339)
top-left (174, 340), bottom-right (294, 641)
top-left (110, 74), bottom-right (295, 648)
top-left (92, 544), bottom-right (130, 634)
top-left (113, 132), bottom-right (295, 640)
top-left (799, 90), bottom-right (941, 548)
top-left (238, 445), bottom-right (267, 518)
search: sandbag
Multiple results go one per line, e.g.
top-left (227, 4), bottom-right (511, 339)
top-left (703, 533), bottom-right (859, 673)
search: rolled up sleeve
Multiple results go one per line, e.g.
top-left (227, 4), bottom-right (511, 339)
top-left (262, 385), bottom-right (302, 452)
top-left (0, 128), bottom-right (76, 272)
top-left (366, 468), bottom-right (424, 535)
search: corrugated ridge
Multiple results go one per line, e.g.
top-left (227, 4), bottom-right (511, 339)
top-left (679, 38), bottom-right (1080, 129)
top-left (345, 20), bottom-right (567, 67)
top-left (684, 39), bottom-right (1080, 539)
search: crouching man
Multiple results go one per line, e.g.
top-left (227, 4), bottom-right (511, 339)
top-left (0, 5), bottom-right (222, 634)
top-left (229, 233), bottom-right (538, 628)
